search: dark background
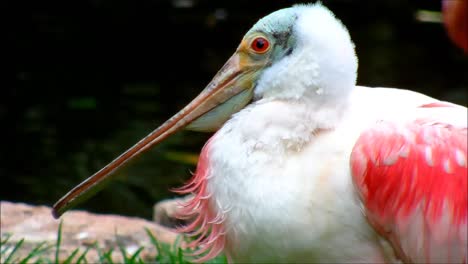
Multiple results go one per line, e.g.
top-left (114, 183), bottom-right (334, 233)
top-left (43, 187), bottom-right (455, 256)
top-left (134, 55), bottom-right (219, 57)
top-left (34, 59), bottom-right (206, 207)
top-left (4, 0), bottom-right (467, 219)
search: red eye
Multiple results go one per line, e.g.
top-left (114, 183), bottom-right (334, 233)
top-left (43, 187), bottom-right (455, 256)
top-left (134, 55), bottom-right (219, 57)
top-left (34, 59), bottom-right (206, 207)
top-left (251, 37), bottom-right (270, 53)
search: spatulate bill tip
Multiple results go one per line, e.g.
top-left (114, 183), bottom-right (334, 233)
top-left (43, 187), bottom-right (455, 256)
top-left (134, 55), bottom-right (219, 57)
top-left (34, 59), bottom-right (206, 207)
top-left (52, 201), bottom-right (67, 219)
top-left (51, 207), bottom-right (62, 219)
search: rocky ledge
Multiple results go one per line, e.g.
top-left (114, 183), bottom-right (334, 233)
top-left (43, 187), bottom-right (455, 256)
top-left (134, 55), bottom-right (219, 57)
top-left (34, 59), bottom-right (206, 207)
top-left (1, 201), bottom-right (180, 263)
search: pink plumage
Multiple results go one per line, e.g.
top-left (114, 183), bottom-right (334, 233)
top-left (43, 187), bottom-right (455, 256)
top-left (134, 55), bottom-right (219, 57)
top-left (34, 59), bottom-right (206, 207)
top-left (172, 136), bottom-right (227, 262)
top-left (351, 103), bottom-right (467, 263)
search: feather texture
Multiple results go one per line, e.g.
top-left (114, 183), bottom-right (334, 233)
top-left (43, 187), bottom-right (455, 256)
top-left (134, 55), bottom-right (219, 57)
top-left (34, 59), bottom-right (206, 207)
top-left (351, 103), bottom-right (467, 263)
top-left (172, 137), bottom-right (228, 263)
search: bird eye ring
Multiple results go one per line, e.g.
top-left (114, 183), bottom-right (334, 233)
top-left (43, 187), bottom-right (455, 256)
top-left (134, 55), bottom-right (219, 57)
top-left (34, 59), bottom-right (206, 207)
top-left (250, 37), bottom-right (270, 53)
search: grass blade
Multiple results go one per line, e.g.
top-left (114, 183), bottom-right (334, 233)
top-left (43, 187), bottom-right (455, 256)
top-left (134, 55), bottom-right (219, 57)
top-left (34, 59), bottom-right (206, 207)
top-left (167, 242), bottom-right (176, 263)
top-left (144, 228), bottom-right (161, 253)
top-left (3, 238), bottom-right (24, 263)
top-left (128, 246), bottom-right (144, 263)
top-left (55, 220), bottom-right (63, 264)
top-left (63, 248), bottom-right (79, 264)
top-left (76, 246), bottom-right (91, 264)
top-left (177, 246), bottom-right (185, 264)
top-left (19, 241), bottom-right (52, 264)
top-left (171, 235), bottom-right (182, 255)
top-left (1, 234), bottom-right (13, 256)
top-left (1, 245), bottom-right (10, 256)
top-left (1, 233), bottom-right (12, 245)
top-left (144, 228), bottom-right (162, 262)
top-left (94, 240), bottom-right (115, 264)
top-left (115, 233), bottom-right (130, 264)
top-left (103, 248), bottom-right (114, 263)
top-left (93, 243), bottom-right (105, 263)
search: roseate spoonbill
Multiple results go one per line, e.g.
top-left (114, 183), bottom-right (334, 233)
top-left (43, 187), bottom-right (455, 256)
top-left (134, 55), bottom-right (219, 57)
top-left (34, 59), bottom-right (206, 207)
top-left (53, 3), bottom-right (467, 263)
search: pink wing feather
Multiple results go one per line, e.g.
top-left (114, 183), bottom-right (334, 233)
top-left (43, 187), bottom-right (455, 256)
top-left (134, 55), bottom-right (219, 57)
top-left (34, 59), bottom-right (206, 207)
top-left (351, 103), bottom-right (467, 263)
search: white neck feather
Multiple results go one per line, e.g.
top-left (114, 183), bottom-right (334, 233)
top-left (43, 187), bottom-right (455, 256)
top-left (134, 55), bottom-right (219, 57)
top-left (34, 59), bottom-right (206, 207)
top-left (223, 98), bottom-right (348, 157)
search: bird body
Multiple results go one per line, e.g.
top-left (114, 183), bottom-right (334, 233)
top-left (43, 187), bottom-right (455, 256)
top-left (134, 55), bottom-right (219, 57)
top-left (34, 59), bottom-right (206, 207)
top-left (177, 84), bottom-right (466, 263)
top-left (53, 3), bottom-right (467, 263)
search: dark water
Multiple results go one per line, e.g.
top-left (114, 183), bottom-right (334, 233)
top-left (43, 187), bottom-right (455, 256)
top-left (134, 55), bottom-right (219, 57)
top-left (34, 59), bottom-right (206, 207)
top-left (5, 0), bottom-right (467, 219)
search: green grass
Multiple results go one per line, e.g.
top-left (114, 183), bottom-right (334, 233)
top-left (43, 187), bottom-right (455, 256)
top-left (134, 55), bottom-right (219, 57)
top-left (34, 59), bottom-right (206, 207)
top-left (0, 221), bottom-right (227, 264)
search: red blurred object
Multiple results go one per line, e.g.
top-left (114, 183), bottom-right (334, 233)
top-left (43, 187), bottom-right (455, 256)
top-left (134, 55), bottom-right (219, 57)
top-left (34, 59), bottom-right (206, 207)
top-left (443, 0), bottom-right (468, 54)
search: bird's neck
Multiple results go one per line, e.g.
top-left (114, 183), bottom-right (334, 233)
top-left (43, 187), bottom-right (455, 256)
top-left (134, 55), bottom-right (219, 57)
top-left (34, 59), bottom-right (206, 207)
top-left (222, 97), bottom-right (350, 154)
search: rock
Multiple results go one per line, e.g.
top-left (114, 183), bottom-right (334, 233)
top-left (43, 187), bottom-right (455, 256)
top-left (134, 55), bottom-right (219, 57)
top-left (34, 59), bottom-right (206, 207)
top-left (153, 195), bottom-right (195, 228)
top-left (1, 201), bottom-right (179, 263)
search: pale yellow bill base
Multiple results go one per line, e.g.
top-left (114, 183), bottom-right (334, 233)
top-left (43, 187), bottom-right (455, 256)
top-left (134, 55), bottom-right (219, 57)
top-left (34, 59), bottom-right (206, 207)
top-left (52, 53), bottom-right (255, 218)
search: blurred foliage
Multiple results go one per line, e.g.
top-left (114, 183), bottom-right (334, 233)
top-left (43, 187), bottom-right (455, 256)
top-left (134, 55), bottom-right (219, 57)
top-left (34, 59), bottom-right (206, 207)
top-left (4, 0), bottom-right (467, 219)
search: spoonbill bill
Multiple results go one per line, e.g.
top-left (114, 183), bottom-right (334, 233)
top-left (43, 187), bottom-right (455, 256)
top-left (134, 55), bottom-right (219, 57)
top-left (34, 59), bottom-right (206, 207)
top-left (53, 3), bottom-right (467, 263)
